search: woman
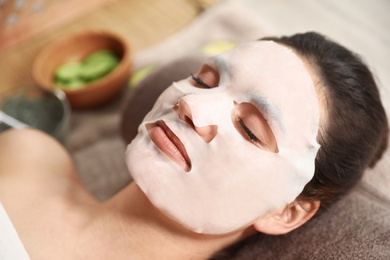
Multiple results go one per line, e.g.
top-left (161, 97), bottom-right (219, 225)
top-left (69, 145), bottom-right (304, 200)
top-left (0, 32), bottom-right (388, 259)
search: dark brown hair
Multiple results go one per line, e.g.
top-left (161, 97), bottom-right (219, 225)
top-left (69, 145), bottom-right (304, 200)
top-left (212, 31), bottom-right (388, 260)
top-left (262, 32), bottom-right (389, 210)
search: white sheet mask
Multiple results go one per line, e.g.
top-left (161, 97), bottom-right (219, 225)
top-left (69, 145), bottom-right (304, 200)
top-left (126, 41), bottom-right (320, 234)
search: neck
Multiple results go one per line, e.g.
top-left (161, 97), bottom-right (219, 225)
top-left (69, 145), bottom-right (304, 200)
top-left (103, 182), bottom-right (255, 259)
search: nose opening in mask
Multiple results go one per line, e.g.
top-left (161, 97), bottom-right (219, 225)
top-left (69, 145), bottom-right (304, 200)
top-left (175, 100), bottom-right (218, 143)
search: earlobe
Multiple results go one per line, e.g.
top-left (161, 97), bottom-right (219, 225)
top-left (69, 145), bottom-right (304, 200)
top-left (253, 200), bottom-right (320, 235)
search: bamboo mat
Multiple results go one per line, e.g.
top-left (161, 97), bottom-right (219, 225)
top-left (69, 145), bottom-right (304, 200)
top-left (0, 0), bottom-right (212, 97)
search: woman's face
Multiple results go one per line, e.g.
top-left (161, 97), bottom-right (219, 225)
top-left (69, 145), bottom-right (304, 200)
top-left (126, 41), bottom-right (320, 234)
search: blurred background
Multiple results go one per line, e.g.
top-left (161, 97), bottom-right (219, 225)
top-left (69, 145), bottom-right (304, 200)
top-left (1, 0), bottom-right (388, 100)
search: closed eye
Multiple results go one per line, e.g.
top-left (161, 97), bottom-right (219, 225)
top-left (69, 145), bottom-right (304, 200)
top-left (238, 118), bottom-right (260, 143)
top-left (190, 64), bottom-right (219, 89)
top-left (232, 102), bottom-right (279, 153)
top-left (191, 74), bottom-right (212, 89)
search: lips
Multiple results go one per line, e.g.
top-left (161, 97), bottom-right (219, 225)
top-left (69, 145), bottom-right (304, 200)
top-left (146, 120), bottom-right (191, 172)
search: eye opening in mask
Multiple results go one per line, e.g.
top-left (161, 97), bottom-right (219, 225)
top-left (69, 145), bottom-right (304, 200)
top-left (191, 74), bottom-right (212, 89)
top-left (190, 64), bottom-right (220, 89)
top-left (232, 101), bottom-right (279, 153)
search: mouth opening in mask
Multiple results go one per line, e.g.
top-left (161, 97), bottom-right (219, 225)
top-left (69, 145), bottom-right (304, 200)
top-left (146, 120), bottom-right (192, 172)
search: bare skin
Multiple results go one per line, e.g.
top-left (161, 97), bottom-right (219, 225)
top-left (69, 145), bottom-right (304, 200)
top-left (0, 129), bottom-right (254, 259)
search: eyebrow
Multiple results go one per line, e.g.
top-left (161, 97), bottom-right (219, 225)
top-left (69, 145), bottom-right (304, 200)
top-left (210, 55), bottom-right (284, 131)
top-left (250, 94), bottom-right (285, 132)
top-left (209, 56), bottom-right (232, 78)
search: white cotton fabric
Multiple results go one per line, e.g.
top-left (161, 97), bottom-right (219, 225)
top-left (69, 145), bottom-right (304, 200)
top-left (0, 203), bottom-right (30, 260)
top-left (126, 41), bottom-right (320, 234)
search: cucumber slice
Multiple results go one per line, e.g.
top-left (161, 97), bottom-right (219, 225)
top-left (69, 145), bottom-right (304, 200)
top-left (55, 78), bottom-right (86, 90)
top-left (66, 79), bottom-right (86, 89)
top-left (79, 58), bottom-right (119, 81)
top-left (84, 50), bottom-right (119, 64)
top-left (53, 50), bottom-right (120, 89)
top-left (55, 61), bottom-right (83, 81)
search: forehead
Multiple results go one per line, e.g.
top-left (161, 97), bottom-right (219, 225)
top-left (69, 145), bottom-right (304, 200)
top-left (208, 41), bottom-right (320, 149)
top-left (209, 41), bottom-right (310, 88)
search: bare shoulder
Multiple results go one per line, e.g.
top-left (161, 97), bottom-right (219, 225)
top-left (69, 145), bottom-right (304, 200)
top-left (0, 128), bottom-right (74, 179)
top-left (0, 129), bottom-right (103, 257)
top-left (0, 129), bottom-right (91, 203)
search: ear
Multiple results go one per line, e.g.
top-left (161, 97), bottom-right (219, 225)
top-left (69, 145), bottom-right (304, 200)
top-left (253, 200), bottom-right (320, 235)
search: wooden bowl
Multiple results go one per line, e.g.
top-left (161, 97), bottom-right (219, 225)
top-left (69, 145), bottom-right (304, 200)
top-left (32, 30), bottom-right (131, 108)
